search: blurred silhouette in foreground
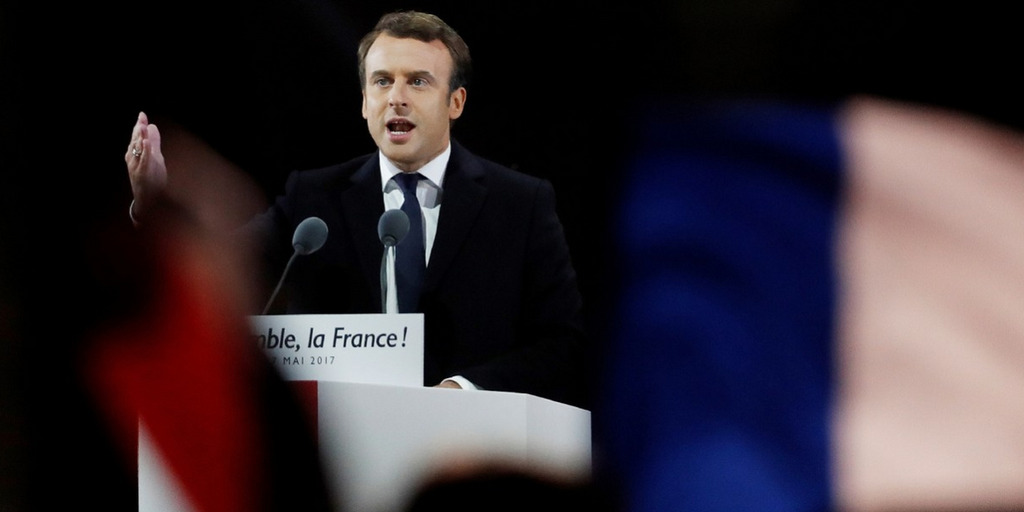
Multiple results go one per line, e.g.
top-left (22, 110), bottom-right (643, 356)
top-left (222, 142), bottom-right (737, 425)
top-left (405, 462), bottom-right (606, 512)
top-left (596, 94), bottom-right (1024, 512)
top-left (0, 120), bottom-right (331, 511)
top-left (101, 123), bottom-right (333, 512)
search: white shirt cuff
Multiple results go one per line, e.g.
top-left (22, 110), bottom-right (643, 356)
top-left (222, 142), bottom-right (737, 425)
top-left (444, 375), bottom-right (479, 390)
top-left (128, 199), bottom-right (140, 226)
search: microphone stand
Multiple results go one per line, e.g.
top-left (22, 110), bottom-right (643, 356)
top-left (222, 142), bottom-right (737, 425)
top-left (377, 208), bottom-right (408, 314)
top-left (380, 244), bottom-right (398, 314)
top-left (263, 251), bottom-right (298, 315)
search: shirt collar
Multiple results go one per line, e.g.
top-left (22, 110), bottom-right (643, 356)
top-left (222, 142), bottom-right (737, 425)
top-left (378, 143), bottom-right (450, 192)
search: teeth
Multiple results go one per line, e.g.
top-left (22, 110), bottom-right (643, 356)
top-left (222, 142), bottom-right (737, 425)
top-left (388, 121), bottom-right (412, 134)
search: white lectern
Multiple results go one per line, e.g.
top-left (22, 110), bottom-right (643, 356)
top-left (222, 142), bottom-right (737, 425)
top-left (141, 314), bottom-right (592, 512)
top-left (315, 382), bottom-right (591, 512)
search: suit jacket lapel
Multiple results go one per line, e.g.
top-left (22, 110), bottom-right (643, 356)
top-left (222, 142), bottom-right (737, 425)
top-left (341, 156), bottom-right (387, 306)
top-left (426, 142), bottom-right (486, 291)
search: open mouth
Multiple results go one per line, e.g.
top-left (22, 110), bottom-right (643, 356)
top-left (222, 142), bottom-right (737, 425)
top-left (387, 120), bottom-right (415, 134)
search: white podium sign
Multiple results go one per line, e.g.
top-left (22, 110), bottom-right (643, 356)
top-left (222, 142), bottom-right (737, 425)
top-left (249, 313), bottom-right (424, 387)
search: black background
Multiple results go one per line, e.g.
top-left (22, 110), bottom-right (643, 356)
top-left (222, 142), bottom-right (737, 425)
top-left (2, 1), bottom-right (1021, 509)
top-left (4, 0), bottom-right (1022, 327)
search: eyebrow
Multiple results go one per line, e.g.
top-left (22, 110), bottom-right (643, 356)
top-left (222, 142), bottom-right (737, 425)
top-left (368, 69), bottom-right (437, 82)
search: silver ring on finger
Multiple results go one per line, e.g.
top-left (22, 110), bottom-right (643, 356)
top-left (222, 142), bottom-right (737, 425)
top-left (131, 143), bottom-right (142, 158)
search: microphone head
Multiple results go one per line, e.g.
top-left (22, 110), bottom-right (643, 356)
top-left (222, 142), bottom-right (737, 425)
top-left (292, 216), bottom-right (329, 255)
top-left (378, 209), bottom-right (409, 247)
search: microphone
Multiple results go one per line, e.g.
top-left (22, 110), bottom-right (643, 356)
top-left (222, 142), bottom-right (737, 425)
top-left (293, 215), bottom-right (329, 255)
top-left (377, 209), bottom-right (409, 313)
top-left (378, 208), bottom-right (409, 248)
top-left (262, 216), bottom-right (329, 315)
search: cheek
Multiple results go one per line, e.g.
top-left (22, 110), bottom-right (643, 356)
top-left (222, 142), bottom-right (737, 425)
top-left (363, 95), bottom-right (386, 114)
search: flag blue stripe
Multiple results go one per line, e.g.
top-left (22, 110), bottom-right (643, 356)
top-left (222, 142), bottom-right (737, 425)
top-left (600, 98), bottom-right (844, 511)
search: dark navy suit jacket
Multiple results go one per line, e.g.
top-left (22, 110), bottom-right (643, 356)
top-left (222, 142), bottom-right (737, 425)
top-left (250, 141), bottom-right (587, 407)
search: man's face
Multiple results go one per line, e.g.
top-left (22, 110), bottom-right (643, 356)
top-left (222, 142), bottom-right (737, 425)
top-left (361, 34), bottom-right (466, 172)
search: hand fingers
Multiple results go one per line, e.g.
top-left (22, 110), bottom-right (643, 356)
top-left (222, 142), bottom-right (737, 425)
top-left (146, 121), bottom-right (161, 153)
top-left (131, 111), bottom-right (148, 144)
top-left (126, 139), bottom-right (144, 162)
top-left (126, 111), bottom-right (157, 163)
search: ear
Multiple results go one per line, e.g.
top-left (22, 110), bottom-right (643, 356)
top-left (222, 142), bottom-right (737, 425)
top-left (448, 87), bottom-right (466, 120)
top-left (361, 90), bottom-right (368, 119)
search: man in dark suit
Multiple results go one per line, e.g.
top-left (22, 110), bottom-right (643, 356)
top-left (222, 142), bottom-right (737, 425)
top-left (124, 10), bottom-right (587, 408)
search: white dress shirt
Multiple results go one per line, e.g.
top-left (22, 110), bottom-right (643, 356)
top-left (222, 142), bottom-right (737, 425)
top-left (378, 146), bottom-right (447, 265)
top-left (376, 144), bottom-right (478, 391)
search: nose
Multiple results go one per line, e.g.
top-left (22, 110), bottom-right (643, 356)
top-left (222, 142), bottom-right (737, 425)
top-left (388, 84), bottom-right (407, 108)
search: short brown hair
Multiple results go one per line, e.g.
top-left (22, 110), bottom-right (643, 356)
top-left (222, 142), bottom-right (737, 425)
top-left (357, 10), bottom-right (472, 94)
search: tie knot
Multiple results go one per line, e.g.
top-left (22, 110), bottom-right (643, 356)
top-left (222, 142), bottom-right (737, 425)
top-left (395, 172), bottom-right (421, 195)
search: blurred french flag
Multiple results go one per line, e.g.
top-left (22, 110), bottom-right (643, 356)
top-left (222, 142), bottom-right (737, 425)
top-left (82, 131), bottom-right (330, 512)
top-left (597, 96), bottom-right (1024, 512)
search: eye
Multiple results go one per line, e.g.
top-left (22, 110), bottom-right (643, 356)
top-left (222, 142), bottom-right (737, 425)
top-left (411, 77), bottom-right (428, 87)
top-left (374, 77), bottom-right (392, 87)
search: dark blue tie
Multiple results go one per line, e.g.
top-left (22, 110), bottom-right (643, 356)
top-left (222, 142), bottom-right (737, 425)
top-left (394, 172), bottom-right (425, 313)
